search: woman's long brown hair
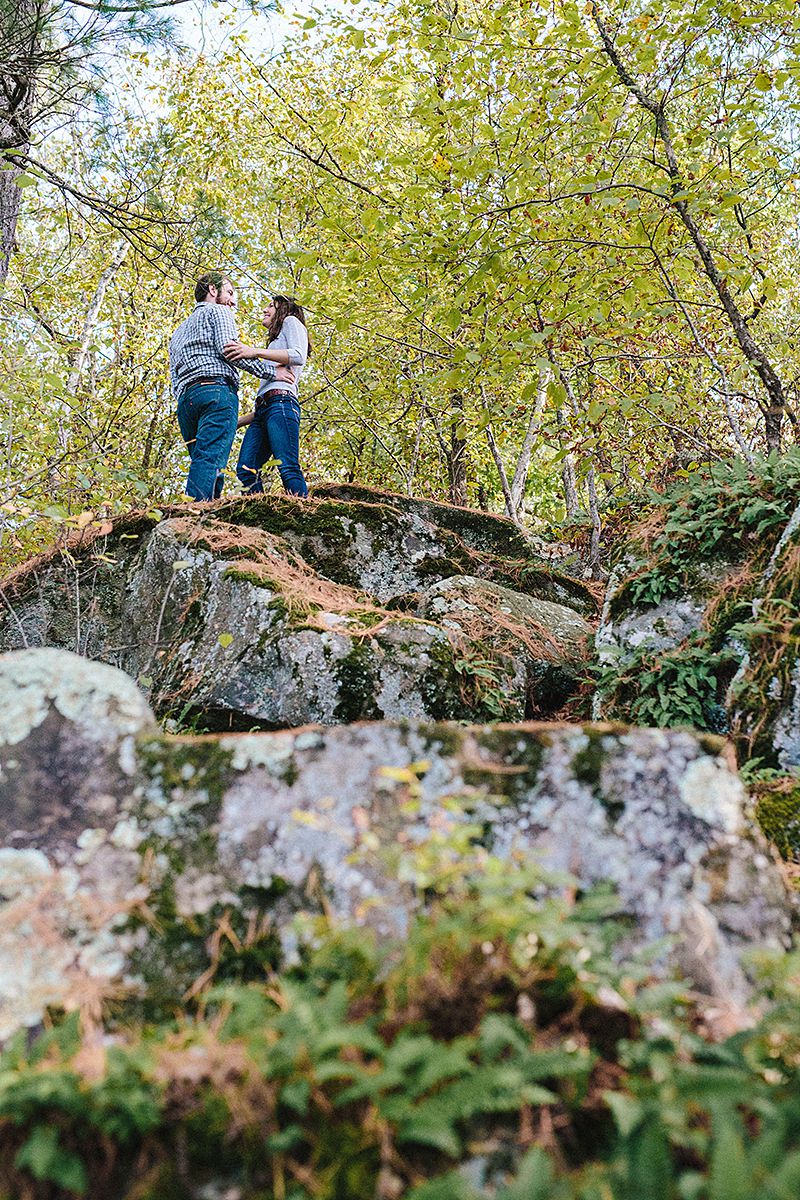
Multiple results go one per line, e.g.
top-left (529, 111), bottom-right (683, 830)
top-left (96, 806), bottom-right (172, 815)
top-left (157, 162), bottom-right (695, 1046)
top-left (268, 296), bottom-right (312, 357)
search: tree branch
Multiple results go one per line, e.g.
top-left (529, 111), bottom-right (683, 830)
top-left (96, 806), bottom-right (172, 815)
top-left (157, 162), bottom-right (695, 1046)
top-left (65, 0), bottom-right (194, 11)
top-left (590, 0), bottom-right (787, 449)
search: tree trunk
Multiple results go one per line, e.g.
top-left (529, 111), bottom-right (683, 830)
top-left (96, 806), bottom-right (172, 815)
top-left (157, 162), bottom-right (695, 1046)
top-left (0, 0), bottom-right (38, 288)
top-left (448, 391), bottom-right (468, 506)
top-left (586, 465), bottom-right (602, 577)
top-left (407, 402), bottom-right (426, 495)
top-left (509, 367), bottom-right (547, 517)
top-left (58, 240), bottom-right (129, 456)
top-left (486, 425), bottom-right (516, 518)
top-left (0, 166), bottom-right (22, 284)
top-left (591, 2), bottom-right (787, 451)
top-left (555, 408), bottom-right (579, 518)
top-left (65, 240), bottom-right (129, 395)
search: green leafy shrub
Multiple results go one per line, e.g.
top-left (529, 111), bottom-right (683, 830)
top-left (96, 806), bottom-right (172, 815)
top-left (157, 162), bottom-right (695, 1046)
top-left (600, 453), bottom-right (800, 761)
top-left (598, 637), bottom-right (737, 732)
top-left (617, 450), bottom-right (800, 584)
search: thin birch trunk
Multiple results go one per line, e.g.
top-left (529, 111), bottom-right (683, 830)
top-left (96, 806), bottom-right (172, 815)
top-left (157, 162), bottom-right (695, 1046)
top-left (486, 425), bottom-right (516, 519)
top-left (510, 367), bottom-right (548, 516)
top-left (407, 402), bottom-right (426, 496)
top-left (592, 2), bottom-right (786, 450)
top-left (448, 391), bottom-right (468, 506)
top-left (556, 407), bottom-right (579, 518)
top-left (57, 240), bottom-right (128, 455)
top-left (65, 240), bottom-right (129, 398)
top-left (587, 466), bottom-right (602, 576)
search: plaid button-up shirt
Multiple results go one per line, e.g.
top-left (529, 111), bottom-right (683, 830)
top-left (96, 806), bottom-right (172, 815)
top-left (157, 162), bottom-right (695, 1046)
top-left (169, 302), bottom-right (277, 403)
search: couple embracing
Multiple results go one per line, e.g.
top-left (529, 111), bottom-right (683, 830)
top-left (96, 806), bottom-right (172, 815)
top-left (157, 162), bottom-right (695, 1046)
top-left (168, 271), bottom-right (311, 501)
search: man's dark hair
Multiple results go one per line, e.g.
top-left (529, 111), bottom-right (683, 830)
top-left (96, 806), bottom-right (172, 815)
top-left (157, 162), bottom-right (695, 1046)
top-left (194, 271), bottom-right (226, 302)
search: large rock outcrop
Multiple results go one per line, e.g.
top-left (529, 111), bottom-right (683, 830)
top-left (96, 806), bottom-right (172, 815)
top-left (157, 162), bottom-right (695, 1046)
top-left (0, 648), bottom-right (789, 1039)
top-left (0, 491), bottom-right (594, 729)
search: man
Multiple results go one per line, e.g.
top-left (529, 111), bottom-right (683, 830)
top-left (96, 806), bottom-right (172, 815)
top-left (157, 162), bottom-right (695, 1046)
top-left (168, 271), bottom-right (295, 501)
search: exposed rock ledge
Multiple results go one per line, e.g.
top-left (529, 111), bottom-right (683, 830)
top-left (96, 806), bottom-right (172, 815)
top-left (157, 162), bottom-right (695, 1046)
top-left (0, 648), bottom-right (789, 1039)
top-left (0, 490), bottom-right (595, 731)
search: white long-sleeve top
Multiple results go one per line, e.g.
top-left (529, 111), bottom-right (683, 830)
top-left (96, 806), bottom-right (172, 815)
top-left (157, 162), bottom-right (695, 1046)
top-left (256, 315), bottom-right (308, 402)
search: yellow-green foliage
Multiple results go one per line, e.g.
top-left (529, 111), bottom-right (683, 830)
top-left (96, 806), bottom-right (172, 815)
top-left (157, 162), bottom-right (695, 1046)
top-left (7, 0), bottom-right (800, 565)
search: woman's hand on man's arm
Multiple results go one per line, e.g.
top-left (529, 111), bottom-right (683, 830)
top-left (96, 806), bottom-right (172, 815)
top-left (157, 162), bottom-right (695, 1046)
top-left (224, 340), bottom-right (259, 362)
top-left (224, 341), bottom-right (293, 367)
top-left (223, 341), bottom-right (295, 383)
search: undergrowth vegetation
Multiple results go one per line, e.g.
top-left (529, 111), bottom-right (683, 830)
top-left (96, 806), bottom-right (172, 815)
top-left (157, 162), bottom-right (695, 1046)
top-left (2, 838), bottom-right (800, 1199)
top-left (599, 452), bottom-right (800, 758)
top-left (595, 451), bottom-right (800, 859)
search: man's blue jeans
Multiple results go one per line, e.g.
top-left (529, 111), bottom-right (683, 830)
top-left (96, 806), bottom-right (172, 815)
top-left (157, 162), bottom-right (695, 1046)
top-left (177, 381), bottom-right (238, 501)
top-left (236, 393), bottom-right (308, 497)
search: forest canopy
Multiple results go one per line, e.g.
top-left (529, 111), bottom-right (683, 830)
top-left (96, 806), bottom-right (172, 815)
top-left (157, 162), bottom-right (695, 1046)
top-left (3, 0), bottom-right (800, 564)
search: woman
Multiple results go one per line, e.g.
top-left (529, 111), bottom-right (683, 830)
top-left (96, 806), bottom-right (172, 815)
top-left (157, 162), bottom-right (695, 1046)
top-left (223, 295), bottom-right (310, 497)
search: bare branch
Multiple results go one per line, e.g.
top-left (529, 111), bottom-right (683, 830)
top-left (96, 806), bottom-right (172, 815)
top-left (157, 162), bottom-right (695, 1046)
top-left (65, 0), bottom-right (193, 10)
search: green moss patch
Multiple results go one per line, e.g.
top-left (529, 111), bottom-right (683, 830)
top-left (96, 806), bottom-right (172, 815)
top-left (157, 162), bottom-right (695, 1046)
top-left (754, 775), bottom-right (800, 860)
top-left (334, 643), bottom-right (381, 722)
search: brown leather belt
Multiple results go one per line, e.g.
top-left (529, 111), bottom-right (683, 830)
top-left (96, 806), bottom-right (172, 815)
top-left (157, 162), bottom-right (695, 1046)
top-left (186, 376), bottom-right (238, 391)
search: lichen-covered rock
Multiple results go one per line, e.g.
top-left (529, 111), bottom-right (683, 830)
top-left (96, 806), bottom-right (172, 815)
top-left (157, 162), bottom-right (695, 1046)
top-left (592, 463), bottom-right (800, 787)
top-left (0, 650), bottom-right (790, 1035)
top-left (728, 508), bottom-right (800, 770)
top-left (0, 648), bottom-right (155, 855)
top-left (0, 649), bottom-right (157, 1037)
top-left (593, 558), bottom-right (732, 719)
top-left (754, 775), bottom-right (800, 859)
top-left (312, 481), bottom-right (565, 564)
top-left (70, 517), bottom-right (526, 727)
top-left (0, 498), bottom-right (595, 729)
top-left (772, 660), bottom-right (800, 768)
top-left (217, 494), bottom-right (593, 612)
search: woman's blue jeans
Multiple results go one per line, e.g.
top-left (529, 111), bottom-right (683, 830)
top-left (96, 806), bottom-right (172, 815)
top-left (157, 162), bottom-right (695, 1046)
top-left (177, 380), bottom-right (239, 501)
top-left (236, 393), bottom-right (308, 498)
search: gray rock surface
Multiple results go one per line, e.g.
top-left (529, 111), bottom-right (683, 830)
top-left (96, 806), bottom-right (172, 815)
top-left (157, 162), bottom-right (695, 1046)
top-left (0, 649), bottom-right (789, 1037)
top-left (312, 482), bottom-right (565, 564)
top-left (772, 661), bottom-right (800, 769)
top-left (594, 499), bottom-right (800, 772)
top-left (593, 557), bottom-right (735, 724)
top-left (0, 498), bottom-right (594, 729)
top-left (728, 511), bottom-right (800, 769)
top-left (0, 648), bottom-right (155, 855)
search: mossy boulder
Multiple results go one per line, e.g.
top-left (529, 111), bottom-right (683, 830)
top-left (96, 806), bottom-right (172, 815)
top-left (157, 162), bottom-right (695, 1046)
top-left (418, 575), bottom-right (592, 719)
top-left (0, 649), bottom-right (790, 1036)
top-left (216, 492), bottom-right (594, 612)
top-left (594, 557), bottom-right (735, 722)
top-left (0, 647), bottom-right (155, 854)
top-left (0, 497), bottom-right (595, 729)
top-left (312, 481), bottom-right (561, 562)
top-left (727, 509), bottom-right (800, 769)
top-left (754, 775), bottom-right (800, 859)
